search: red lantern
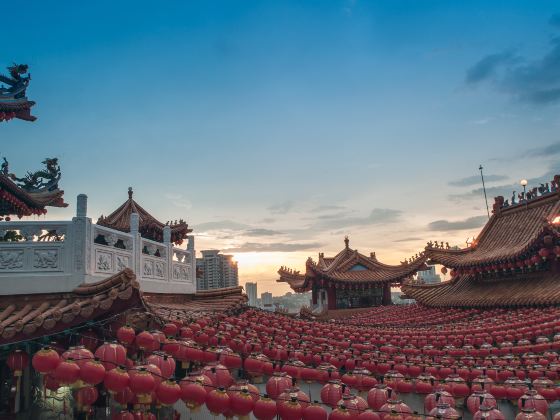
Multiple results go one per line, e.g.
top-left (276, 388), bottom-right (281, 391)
top-left (162, 323), bottom-right (178, 337)
top-left (517, 390), bottom-right (548, 415)
top-left (329, 405), bottom-right (353, 420)
top-left (135, 331), bottom-right (156, 351)
top-left (112, 411), bottom-right (135, 420)
top-left (146, 352), bottom-right (176, 379)
top-left (202, 362), bottom-right (233, 388)
top-left (180, 378), bottom-right (207, 410)
top-left (303, 403), bottom-right (328, 420)
top-left (32, 347), bottom-right (60, 374)
top-left (428, 403), bottom-right (459, 419)
top-left (267, 372), bottom-right (293, 400)
top-left (206, 387), bottom-right (231, 415)
top-left (104, 367), bottom-right (130, 394)
top-left (53, 359), bottom-right (81, 386)
top-left (114, 387), bottom-right (134, 405)
top-left (7, 349), bottom-right (29, 377)
top-left (117, 325), bottom-right (136, 345)
top-left (129, 367), bottom-right (156, 403)
top-left (254, 395), bottom-right (278, 420)
top-left (95, 342), bottom-right (127, 370)
top-left (155, 379), bottom-right (181, 405)
top-left (357, 410), bottom-right (381, 420)
top-left (278, 395), bottom-right (304, 420)
top-left (367, 385), bottom-right (395, 411)
top-left (321, 380), bottom-right (349, 408)
top-left (473, 405), bottom-right (505, 420)
top-left (229, 388), bottom-right (255, 419)
top-left (75, 386), bottom-right (99, 410)
top-left (80, 358), bottom-right (106, 385)
top-left (62, 345), bottom-right (94, 368)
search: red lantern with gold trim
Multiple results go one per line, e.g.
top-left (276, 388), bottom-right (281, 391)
top-left (104, 367), bottom-right (130, 394)
top-left (53, 358), bottom-right (81, 386)
top-left (7, 349), bottom-right (29, 377)
top-left (32, 347), bottom-right (60, 374)
top-left (117, 325), bottom-right (136, 345)
top-left (155, 379), bottom-right (181, 406)
top-left (254, 395), bottom-right (278, 420)
top-left (206, 387), bottom-right (231, 415)
top-left (79, 358), bottom-right (106, 385)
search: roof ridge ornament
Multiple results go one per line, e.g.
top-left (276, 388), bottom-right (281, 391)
top-left (344, 236), bottom-right (349, 249)
top-left (128, 187), bottom-right (133, 199)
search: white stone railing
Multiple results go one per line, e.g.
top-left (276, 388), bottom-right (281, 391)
top-left (0, 194), bottom-right (196, 295)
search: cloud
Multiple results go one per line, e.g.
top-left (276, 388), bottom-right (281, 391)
top-left (268, 201), bottom-right (294, 215)
top-left (314, 208), bottom-right (402, 229)
top-left (196, 220), bottom-right (251, 232)
top-left (466, 51), bottom-right (517, 84)
top-left (244, 228), bottom-right (283, 237)
top-left (394, 237), bottom-right (424, 243)
top-left (259, 218), bottom-right (276, 224)
top-left (448, 174), bottom-right (509, 187)
top-left (465, 16), bottom-right (560, 105)
top-left (428, 216), bottom-right (488, 231)
top-left (526, 142), bottom-right (560, 158)
top-left (311, 205), bottom-right (346, 212)
top-left (223, 242), bottom-right (323, 253)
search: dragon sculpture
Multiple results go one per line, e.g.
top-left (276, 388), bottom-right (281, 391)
top-left (0, 63), bottom-right (36, 121)
top-left (11, 158), bottom-right (62, 193)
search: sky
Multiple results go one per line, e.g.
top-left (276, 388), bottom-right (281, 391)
top-left (2, 1), bottom-right (560, 295)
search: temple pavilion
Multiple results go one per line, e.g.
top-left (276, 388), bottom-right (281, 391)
top-left (402, 175), bottom-right (560, 307)
top-left (278, 237), bottom-right (427, 311)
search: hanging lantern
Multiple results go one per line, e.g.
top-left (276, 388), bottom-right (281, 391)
top-left (254, 395), bottom-right (278, 420)
top-left (321, 380), bottom-right (349, 408)
top-left (180, 377), bottom-right (207, 411)
top-left (104, 367), bottom-right (130, 394)
top-left (162, 323), bottom-right (178, 337)
top-left (62, 345), bottom-right (94, 368)
top-left (7, 349), bottom-right (29, 377)
top-left (112, 411), bottom-right (135, 420)
top-left (329, 405), bottom-right (353, 420)
top-left (117, 325), bottom-right (136, 345)
top-left (32, 347), bottom-right (60, 374)
top-left (229, 388), bottom-right (255, 420)
top-left (206, 387), bottom-right (231, 416)
top-left (466, 390), bottom-right (497, 414)
top-left (155, 379), bottom-right (181, 406)
top-left (114, 387), bottom-right (134, 406)
top-left (367, 385), bottom-right (395, 411)
top-left (79, 358), bottom-right (106, 385)
top-left (517, 390), bottom-right (548, 415)
top-left (75, 386), bottom-right (99, 412)
top-left (428, 403), bottom-right (460, 420)
top-left (277, 395), bottom-right (304, 420)
top-left (129, 367), bottom-right (156, 404)
top-left (135, 331), bottom-right (156, 351)
top-left (94, 342), bottom-right (127, 370)
top-left (53, 358), bottom-right (81, 386)
top-left (146, 352), bottom-right (176, 379)
top-left (356, 410), bottom-right (381, 420)
top-left (303, 402), bottom-right (328, 420)
top-left (473, 405), bottom-right (506, 420)
top-left (266, 372), bottom-right (293, 400)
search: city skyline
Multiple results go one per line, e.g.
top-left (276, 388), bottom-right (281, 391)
top-left (3, 1), bottom-right (560, 294)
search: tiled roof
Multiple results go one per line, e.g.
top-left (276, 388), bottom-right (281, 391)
top-left (278, 238), bottom-right (427, 290)
top-left (0, 99), bottom-right (36, 122)
top-left (401, 271), bottom-right (560, 307)
top-left (0, 269), bottom-right (142, 345)
top-left (425, 191), bottom-right (560, 268)
top-left (143, 286), bottom-right (247, 319)
top-left (0, 174), bottom-right (67, 217)
top-left (97, 188), bottom-right (192, 245)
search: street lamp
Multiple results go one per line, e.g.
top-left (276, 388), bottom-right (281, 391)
top-left (521, 179), bottom-right (528, 202)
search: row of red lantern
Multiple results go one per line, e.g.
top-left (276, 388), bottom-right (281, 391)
top-left (0, 111), bottom-right (17, 121)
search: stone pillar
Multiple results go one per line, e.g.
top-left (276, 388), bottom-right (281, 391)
top-left (163, 225), bottom-right (171, 243)
top-left (130, 213), bottom-right (142, 279)
top-left (187, 235), bottom-right (196, 287)
top-left (76, 194), bottom-right (87, 217)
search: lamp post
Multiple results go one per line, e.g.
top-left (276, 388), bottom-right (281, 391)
top-left (520, 179), bottom-right (528, 200)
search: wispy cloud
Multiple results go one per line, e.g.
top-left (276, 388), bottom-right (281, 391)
top-left (311, 205), bottom-right (346, 212)
top-left (526, 142), bottom-right (560, 158)
top-left (428, 215), bottom-right (488, 231)
top-left (196, 220), bottom-right (251, 232)
top-left (164, 193), bottom-right (192, 210)
top-left (394, 237), bottom-right (424, 243)
top-left (313, 208), bottom-right (402, 229)
top-left (267, 201), bottom-right (294, 215)
top-left (449, 174), bottom-right (508, 187)
top-left (224, 242), bottom-right (323, 253)
top-left (244, 228), bottom-right (283, 237)
top-left (465, 15), bottom-right (560, 105)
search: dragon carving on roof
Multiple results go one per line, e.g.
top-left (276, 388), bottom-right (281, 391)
top-left (11, 158), bottom-right (62, 193)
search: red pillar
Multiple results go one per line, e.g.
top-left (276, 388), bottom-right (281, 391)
top-left (312, 287), bottom-right (318, 305)
top-left (382, 283), bottom-right (392, 305)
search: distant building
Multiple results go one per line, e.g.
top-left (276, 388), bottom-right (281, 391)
top-left (416, 266), bottom-right (441, 284)
top-left (246, 282), bottom-right (258, 307)
top-left (261, 292), bottom-right (274, 311)
top-left (196, 250), bottom-right (239, 290)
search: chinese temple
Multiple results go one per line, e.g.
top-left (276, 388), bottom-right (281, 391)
top-left (0, 64), bottom-right (36, 122)
top-left (278, 237), bottom-right (427, 311)
top-left (97, 187), bottom-right (192, 245)
top-left (402, 175), bottom-right (560, 307)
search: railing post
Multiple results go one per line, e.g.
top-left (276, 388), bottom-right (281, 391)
top-left (71, 194), bottom-right (92, 280)
top-left (130, 213), bottom-right (142, 280)
top-left (187, 235), bottom-right (195, 285)
top-left (163, 225), bottom-right (172, 282)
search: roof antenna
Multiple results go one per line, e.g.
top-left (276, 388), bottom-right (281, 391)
top-left (479, 165), bottom-right (490, 219)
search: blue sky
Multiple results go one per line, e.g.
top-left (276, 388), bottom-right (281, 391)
top-left (2, 1), bottom-right (560, 294)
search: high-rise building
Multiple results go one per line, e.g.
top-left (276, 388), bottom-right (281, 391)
top-left (261, 292), bottom-right (274, 311)
top-left (196, 250), bottom-right (239, 290)
top-left (246, 282), bottom-right (257, 307)
top-left (416, 266), bottom-right (441, 284)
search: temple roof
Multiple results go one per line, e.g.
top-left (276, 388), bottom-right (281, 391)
top-left (278, 237), bottom-right (427, 291)
top-left (0, 269), bottom-right (142, 345)
top-left (401, 271), bottom-right (560, 308)
top-left (97, 187), bottom-right (192, 245)
top-left (143, 286), bottom-right (248, 319)
top-left (425, 184), bottom-right (560, 269)
top-left (0, 173), bottom-right (67, 218)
